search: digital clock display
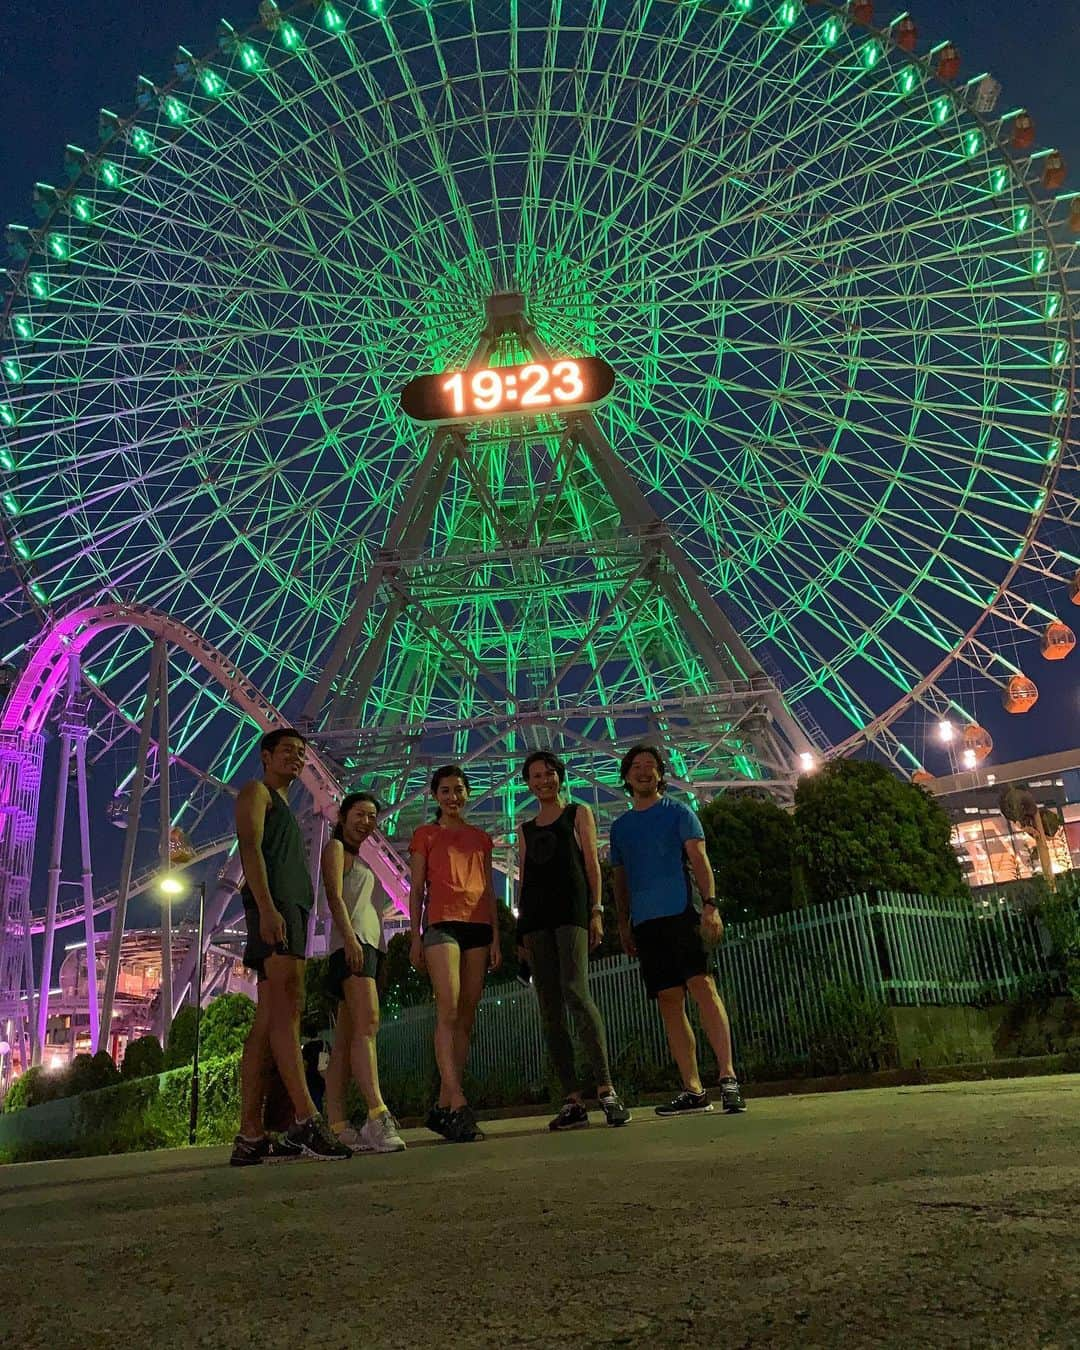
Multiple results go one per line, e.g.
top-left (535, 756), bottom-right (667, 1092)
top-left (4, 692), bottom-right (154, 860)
top-left (400, 356), bottom-right (616, 423)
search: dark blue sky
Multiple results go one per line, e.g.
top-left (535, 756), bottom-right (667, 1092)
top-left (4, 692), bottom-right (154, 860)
top-left (1, 1), bottom-right (1077, 767)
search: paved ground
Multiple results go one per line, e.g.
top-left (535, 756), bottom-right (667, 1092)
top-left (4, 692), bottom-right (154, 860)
top-left (3, 1076), bottom-right (1080, 1349)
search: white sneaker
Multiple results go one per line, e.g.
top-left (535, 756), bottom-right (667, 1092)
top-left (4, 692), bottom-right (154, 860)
top-left (334, 1124), bottom-right (365, 1153)
top-left (358, 1111), bottom-right (407, 1153)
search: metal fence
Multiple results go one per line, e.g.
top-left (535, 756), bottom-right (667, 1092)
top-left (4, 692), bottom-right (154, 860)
top-left (377, 890), bottom-right (1063, 1094)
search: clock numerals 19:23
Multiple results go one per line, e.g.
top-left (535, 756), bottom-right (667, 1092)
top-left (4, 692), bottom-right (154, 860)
top-left (440, 360), bottom-right (586, 416)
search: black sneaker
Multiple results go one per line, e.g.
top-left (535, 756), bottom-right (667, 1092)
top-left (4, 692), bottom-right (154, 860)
top-left (229, 1133), bottom-right (272, 1166)
top-left (598, 1092), bottom-right (632, 1127)
top-left (719, 1077), bottom-right (747, 1114)
top-left (283, 1115), bottom-right (352, 1161)
top-left (444, 1104), bottom-right (484, 1143)
top-left (426, 1105), bottom-right (450, 1138)
top-left (549, 1100), bottom-right (590, 1132)
top-left (655, 1089), bottom-right (714, 1117)
top-left (265, 1133), bottom-right (304, 1162)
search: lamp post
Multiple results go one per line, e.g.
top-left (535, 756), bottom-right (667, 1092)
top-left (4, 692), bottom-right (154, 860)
top-left (158, 873), bottom-right (207, 1146)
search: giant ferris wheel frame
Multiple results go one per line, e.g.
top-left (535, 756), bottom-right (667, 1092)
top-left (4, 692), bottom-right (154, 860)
top-left (0, 0), bottom-right (1077, 1070)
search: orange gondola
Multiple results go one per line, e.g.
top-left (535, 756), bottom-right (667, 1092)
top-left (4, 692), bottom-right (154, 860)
top-left (1041, 620), bottom-right (1076, 661)
top-left (1002, 674), bottom-right (1039, 714)
top-left (911, 769), bottom-right (935, 787)
top-left (850, 0), bottom-right (873, 25)
top-left (962, 722), bottom-right (992, 762)
top-left (1042, 152), bottom-right (1066, 191)
top-left (936, 44), bottom-right (960, 81)
top-left (1070, 568), bottom-right (1080, 605)
top-left (894, 16), bottom-right (917, 51)
top-left (1011, 113), bottom-right (1035, 152)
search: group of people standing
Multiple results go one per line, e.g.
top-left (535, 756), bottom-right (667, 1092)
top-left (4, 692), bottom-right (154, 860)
top-left (229, 728), bottom-right (744, 1167)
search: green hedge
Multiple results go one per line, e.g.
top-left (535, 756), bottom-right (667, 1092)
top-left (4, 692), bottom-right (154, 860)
top-left (0, 1054), bottom-right (243, 1165)
top-left (2, 1052), bottom-right (120, 1114)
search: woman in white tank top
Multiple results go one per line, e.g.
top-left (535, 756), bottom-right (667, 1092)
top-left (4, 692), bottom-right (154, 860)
top-left (321, 792), bottom-right (406, 1154)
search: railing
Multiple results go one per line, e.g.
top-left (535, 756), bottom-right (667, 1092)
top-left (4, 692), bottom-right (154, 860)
top-left (377, 890), bottom-right (1066, 1093)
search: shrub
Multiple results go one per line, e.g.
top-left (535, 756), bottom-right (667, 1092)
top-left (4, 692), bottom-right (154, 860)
top-left (302, 955), bottom-right (334, 1038)
top-left (199, 993), bottom-right (256, 1061)
top-left (145, 1054), bottom-right (243, 1146)
top-left (121, 1035), bottom-right (164, 1080)
top-left (789, 977), bottom-right (897, 1077)
top-left (164, 1004), bottom-right (199, 1068)
top-left (1038, 881), bottom-right (1080, 1001)
top-left (2, 1065), bottom-right (52, 1113)
top-left (382, 932), bottom-right (432, 1015)
top-left (64, 1051), bottom-right (121, 1098)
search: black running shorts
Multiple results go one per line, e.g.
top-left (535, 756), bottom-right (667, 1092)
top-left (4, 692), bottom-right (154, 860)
top-left (633, 904), bottom-right (710, 999)
top-left (242, 897), bottom-right (310, 976)
top-left (326, 942), bottom-right (385, 1001)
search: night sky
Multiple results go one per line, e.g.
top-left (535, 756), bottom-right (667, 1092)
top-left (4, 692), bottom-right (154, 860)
top-left (1, 0), bottom-right (1077, 774)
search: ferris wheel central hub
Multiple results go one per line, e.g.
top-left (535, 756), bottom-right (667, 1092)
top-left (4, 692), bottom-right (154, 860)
top-left (484, 291), bottom-right (528, 327)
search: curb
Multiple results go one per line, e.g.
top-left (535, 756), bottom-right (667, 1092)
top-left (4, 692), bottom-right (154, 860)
top-left (395, 1052), bottom-right (1080, 1127)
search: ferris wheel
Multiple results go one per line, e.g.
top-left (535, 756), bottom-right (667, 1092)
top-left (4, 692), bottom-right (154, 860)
top-left (0, 0), bottom-right (1077, 827)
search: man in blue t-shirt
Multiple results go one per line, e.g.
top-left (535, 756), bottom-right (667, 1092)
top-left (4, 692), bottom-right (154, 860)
top-left (610, 744), bottom-right (746, 1117)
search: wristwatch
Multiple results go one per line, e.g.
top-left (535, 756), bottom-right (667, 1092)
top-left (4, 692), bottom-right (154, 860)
top-left (590, 905), bottom-right (603, 916)
top-left (701, 897), bottom-right (718, 910)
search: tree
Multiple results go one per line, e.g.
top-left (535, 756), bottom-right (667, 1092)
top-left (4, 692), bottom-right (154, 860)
top-left (199, 993), bottom-right (256, 1061)
top-left (381, 932), bottom-right (431, 1016)
top-left (794, 759), bottom-right (967, 906)
top-left (121, 1034), bottom-right (164, 1080)
top-left (163, 1004), bottom-right (200, 1069)
top-left (698, 792), bottom-right (798, 920)
top-left (999, 784), bottom-right (1063, 891)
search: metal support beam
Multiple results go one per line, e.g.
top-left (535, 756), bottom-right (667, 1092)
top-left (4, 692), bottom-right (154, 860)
top-left (99, 642), bottom-right (162, 1051)
top-left (156, 640), bottom-right (172, 1044)
top-left (74, 736), bottom-right (99, 1053)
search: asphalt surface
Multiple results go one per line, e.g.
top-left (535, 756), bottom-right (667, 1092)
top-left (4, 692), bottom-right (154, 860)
top-left (3, 1075), bottom-right (1079, 1349)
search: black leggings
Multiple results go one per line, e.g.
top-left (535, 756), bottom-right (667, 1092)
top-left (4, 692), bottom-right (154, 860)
top-left (524, 925), bottom-right (612, 1097)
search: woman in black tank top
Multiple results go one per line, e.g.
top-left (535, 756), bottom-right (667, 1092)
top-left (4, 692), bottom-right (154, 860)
top-left (517, 752), bottom-right (632, 1132)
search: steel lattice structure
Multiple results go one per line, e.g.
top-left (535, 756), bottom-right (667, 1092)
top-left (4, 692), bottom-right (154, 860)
top-left (0, 0), bottom-right (1078, 1065)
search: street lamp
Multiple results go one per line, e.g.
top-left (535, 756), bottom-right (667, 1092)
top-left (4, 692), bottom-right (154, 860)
top-left (157, 871), bottom-right (206, 1147)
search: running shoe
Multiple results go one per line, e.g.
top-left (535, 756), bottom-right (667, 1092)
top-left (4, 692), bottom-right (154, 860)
top-left (598, 1091), bottom-right (632, 1127)
top-left (229, 1133), bottom-right (272, 1167)
top-left (283, 1115), bottom-right (352, 1160)
top-left (655, 1089), bottom-right (714, 1117)
top-left (358, 1111), bottom-right (407, 1153)
top-left (718, 1077), bottom-right (747, 1114)
top-left (265, 1133), bottom-right (304, 1162)
top-left (334, 1124), bottom-right (366, 1154)
top-left (444, 1104), bottom-right (484, 1143)
top-left (549, 1100), bottom-right (590, 1132)
top-left (425, 1104), bottom-right (450, 1138)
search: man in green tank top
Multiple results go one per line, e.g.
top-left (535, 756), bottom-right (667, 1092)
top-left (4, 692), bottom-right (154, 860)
top-left (229, 728), bottom-right (350, 1165)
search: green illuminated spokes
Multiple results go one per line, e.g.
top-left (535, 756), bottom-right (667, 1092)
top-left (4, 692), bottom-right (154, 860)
top-left (0, 0), bottom-right (1076, 801)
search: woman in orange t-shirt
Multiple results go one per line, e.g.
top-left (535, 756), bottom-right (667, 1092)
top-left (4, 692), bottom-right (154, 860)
top-left (408, 764), bottom-right (501, 1143)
